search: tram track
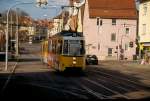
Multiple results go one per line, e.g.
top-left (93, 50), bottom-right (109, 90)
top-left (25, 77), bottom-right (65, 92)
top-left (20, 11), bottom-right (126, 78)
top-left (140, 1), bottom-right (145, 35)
top-left (19, 82), bottom-right (88, 99)
top-left (88, 67), bottom-right (150, 90)
top-left (47, 70), bottom-right (133, 99)
top-left (66, 76), bottom-right (116, 99)
top-left (10, 76), bottom-right (93, 99)
top-left (7, 70), bottom-right (94, 99)
top-left (43, 72), bottom-right (109, 99)
top-left (87, 70), bottom-right (142, 92)
top-left (95, 75), bottom-right (136, 92)
top-left (49, 74), bottom-right (102, 99)
top-left (74, 80), bottom-right (112, 99)
top-left (79, 77), bottom-right (130, 99)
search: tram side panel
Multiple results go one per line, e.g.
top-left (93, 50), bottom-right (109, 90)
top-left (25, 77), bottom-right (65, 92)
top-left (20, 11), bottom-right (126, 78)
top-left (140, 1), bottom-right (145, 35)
top-left (42, 36), bottom-right (86, 72)
top-left (41, 41), bottom-right (49, 64)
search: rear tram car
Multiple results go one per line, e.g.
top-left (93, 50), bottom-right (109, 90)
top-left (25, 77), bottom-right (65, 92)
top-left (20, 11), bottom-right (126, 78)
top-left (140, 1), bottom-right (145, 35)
top-left (41, 31), bottom-right (86, 72)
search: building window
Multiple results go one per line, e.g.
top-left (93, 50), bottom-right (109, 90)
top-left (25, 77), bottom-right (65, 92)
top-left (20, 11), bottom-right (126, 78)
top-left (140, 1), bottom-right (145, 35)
top-left (97, 17), bottom-right (102, 26)
top-left (125, 43), bottom-right (129, 51)
top-left (143, 3), bottom-right (147, 15)
top-left (111, 33), bottom-right (116, 42)
top-left (142, 24), bottom-right (146, 35)
top-left (126, 28), bottom-right (129, 34)
top-left (112, 19), bottom-right (116, 25)
top-left (97, 17), bottom-right (99, 26)
top-left (98, 43), bottom-right (100, 51)
top-left (108, 48), bottom-right (113, 56)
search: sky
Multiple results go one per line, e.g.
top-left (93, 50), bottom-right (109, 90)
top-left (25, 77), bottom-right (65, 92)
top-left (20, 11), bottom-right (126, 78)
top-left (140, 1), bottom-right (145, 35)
top-left (0, 0), bottom-right (139, 19)
top-left (0, 0), bottom-right (69, 19)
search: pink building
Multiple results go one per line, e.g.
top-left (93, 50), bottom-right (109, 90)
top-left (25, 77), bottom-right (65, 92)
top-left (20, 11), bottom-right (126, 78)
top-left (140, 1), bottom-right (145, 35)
top-left (83, 0), bottom-right (138, 60)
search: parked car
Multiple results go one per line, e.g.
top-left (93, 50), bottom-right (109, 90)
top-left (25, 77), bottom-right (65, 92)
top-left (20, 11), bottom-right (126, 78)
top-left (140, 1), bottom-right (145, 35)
top-left (86, 55), bottom-right (98, 65)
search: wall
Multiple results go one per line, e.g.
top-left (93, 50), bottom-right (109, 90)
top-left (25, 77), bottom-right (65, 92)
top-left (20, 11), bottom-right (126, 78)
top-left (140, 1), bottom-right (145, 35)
top-left (83, 0), bottom-right (137, 60)
top-left (139, 1), bottom-right (150, 43)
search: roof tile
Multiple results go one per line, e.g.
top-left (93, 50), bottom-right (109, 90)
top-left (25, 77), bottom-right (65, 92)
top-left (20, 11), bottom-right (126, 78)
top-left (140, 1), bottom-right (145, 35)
top-left (88, 0), bottom-right (137, 19)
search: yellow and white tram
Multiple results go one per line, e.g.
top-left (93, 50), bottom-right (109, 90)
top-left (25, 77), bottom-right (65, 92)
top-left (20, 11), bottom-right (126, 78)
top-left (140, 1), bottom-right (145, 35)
top-left (41, 31), bottom-right (86, 72)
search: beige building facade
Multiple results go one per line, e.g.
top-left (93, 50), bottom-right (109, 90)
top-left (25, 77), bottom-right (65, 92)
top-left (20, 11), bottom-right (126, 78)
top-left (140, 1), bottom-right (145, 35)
top-left (139, 0), bottom-right (150, 51)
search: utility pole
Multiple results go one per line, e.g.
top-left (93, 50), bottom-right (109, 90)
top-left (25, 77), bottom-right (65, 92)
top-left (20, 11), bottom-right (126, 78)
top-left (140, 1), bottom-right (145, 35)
top-left (16, 8), bottom-right (19, 57)
top-left (97, 17), bottom-right (102, 59)
top-left (10, 12), bottom-right (13, 52)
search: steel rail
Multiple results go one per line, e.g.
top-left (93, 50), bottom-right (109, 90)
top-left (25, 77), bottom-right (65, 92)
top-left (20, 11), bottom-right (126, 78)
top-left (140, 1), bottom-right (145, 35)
top-left (82, 77), bottom-right (130, 99)
top-left (26, 77), bottom-right (109, 99)
top-left (20, 82), bottom-right (88, 99)
top-left (90, 68), bottom-right (150, 89)
top-left (71, 78), bottom-right (112, 99)
top-left (88, 70), bottom-right (140, 91)
top-left (78, 83), bottom-right (111, 99)
top-left (96, 76), bottom-right (136, 92)
top-left (29, 78), bottom-right (104, 99)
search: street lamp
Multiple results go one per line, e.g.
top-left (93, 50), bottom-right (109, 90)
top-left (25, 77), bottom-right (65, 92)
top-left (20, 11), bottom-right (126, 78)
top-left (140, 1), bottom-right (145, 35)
top-left (15, 8), bottom-right (19, 57)
top-left (96, 17), bottom-right (102, 60)
top-left (137, 36), bottom-right (141, 59)
top-left (5, 1), bottom-right (48, 71)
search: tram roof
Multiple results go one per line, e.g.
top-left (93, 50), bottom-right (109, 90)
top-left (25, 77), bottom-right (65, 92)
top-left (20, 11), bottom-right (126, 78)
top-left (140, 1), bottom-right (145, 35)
top-left (54, 31), bottom-right (83, 37)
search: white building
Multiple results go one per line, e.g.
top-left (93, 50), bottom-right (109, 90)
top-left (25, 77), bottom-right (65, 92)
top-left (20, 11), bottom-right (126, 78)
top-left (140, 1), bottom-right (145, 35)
top-left (139, 0), bottom-right (150, 52)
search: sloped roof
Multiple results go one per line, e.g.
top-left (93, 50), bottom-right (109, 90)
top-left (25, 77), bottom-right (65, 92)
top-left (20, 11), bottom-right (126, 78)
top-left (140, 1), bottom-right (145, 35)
top-left (88, 0), bottom-right (137, 19)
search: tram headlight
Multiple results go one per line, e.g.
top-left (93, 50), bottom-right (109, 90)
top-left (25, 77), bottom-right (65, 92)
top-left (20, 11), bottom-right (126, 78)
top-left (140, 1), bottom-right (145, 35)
top-left (73, 61), bottom-right (77, 64)
top-left (73, 57), bottom-right (76, 60)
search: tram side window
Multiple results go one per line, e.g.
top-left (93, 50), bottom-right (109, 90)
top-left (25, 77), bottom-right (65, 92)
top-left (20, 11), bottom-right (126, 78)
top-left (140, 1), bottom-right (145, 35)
top-left (57, 40), bottom-right (62, 54)
top-left (52, 41), bottom-right (55, 53)
top-left (54, 40), bottom-right (57, 54)
top-left (80, 40), bottom-right (85, 55)
top-left (43, 43), bottom-right (45, 52)
top-left (41, 43), bottom-right (43, 52)
top-left (46, 42), bottom-right (48, 53)
top-left (63, 40), bottom-right (68, 55)
top-left (48, 40), bottom-right (52, 52)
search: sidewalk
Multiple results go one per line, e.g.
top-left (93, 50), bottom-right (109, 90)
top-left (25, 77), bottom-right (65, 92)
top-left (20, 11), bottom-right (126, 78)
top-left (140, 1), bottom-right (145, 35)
top-left (0, 62), bottom-right (17, 73)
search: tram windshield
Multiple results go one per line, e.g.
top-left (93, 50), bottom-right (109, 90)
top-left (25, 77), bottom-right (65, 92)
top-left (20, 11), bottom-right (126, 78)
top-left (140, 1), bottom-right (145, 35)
top-left (63, 40), bottom-right (85, 56)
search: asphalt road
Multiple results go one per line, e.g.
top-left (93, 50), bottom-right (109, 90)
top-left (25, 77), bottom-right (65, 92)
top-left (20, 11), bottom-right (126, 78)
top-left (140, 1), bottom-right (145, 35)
top-left (0, 42), bottom-right (150, 100)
